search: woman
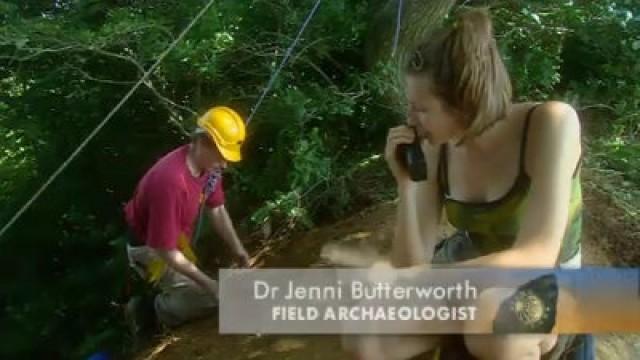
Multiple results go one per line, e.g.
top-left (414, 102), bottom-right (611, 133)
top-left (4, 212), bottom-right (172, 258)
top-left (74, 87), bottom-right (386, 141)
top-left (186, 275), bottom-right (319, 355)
top-left (358, 7), bottom-right (588, 360)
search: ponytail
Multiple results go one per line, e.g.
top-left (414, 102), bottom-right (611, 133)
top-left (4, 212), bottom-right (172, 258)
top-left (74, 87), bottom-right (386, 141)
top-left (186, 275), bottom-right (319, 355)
top-left (406, 8), bottom-right (512, 141)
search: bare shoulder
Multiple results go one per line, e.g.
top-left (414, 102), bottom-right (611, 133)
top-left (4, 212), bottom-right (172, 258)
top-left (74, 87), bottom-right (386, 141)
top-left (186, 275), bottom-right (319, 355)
top-left (526, 101), bottom-right (582, 175)
top-left (531, 101), bottom-right (581, 134)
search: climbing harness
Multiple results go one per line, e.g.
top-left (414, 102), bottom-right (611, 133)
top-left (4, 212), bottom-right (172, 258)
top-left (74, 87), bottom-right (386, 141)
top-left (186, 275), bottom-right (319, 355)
top-left (192, 170), bottom-right (221, 248)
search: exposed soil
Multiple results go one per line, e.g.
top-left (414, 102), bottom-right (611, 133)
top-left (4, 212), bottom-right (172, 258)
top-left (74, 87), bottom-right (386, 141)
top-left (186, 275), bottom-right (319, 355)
top-left (133, 176), bottom-right (640, 360)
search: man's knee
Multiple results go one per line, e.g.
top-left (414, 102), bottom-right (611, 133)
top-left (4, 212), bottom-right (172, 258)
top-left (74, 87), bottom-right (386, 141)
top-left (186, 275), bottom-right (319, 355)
top-left (154, 285), bottom-right (217, 327)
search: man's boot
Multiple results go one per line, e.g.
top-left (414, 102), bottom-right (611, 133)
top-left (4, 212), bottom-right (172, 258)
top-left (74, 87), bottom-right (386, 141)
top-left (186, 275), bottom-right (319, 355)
top-left (124, 294), bottom-right (157, 349)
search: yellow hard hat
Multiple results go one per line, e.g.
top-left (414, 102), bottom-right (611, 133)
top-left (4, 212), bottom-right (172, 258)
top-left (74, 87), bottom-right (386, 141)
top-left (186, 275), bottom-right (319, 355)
top-left (197, 106), bottom-right (246, 162)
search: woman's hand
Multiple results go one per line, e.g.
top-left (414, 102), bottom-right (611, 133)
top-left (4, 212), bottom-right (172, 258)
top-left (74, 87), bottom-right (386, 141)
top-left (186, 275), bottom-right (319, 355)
top-left (385, 125), bottom-right (417, 190)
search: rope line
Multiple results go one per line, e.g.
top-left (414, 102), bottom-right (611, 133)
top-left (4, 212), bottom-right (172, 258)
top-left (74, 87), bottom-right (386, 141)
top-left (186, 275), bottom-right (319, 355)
top-left (245, 0), bottom-right (323, 125)
top-left (2, 0), bottom-right (325, 239)
top-left (0, 0), bottom-right (218, 239)
top-left (392, 0), bottom-right (404, 56)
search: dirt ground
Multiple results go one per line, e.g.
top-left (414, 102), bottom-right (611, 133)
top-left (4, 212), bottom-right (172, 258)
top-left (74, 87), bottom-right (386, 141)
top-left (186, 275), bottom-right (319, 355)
top-left (133, 181), bottom-right (640, 360)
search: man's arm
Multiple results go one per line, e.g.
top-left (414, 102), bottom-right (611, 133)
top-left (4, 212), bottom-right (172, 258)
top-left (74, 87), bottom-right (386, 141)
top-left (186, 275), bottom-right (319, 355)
top-left (143, 177), bottom-right (219, 295)
top-left (155, 249), bottom-right (218, 296)
top-left (208, 205), bottom-right (250, 267)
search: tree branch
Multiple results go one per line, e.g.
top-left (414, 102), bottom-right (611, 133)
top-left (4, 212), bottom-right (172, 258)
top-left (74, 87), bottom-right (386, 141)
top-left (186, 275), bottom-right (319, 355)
top-left (67, 64), bottom-right (137, 85)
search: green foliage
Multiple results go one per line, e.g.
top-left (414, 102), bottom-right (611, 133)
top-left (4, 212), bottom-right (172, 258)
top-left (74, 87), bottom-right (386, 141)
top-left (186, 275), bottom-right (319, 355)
top-left (1, 0), bottom-right (640, 358)
top-left (490, 0), bottom-right (640, 197)
top-left (492, 4), bottom-right (565, 98)
top-left (0, 1), bottom-right (395, 358)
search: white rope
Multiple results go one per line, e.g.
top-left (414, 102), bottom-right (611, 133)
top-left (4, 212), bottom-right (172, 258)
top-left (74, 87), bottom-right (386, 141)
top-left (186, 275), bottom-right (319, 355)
top-left (245, 0), bottom-right (323, 125)
top-left (0, 0), bottom-right (218, 239)
top-left (392, 0), bottom-right (404, 56)
top-left (192, 0), bottom-right (324, 246)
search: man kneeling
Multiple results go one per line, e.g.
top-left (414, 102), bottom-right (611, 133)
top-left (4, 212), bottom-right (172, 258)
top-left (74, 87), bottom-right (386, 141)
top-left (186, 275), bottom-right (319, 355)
top-left (123, 106), bottom-right (251, 329)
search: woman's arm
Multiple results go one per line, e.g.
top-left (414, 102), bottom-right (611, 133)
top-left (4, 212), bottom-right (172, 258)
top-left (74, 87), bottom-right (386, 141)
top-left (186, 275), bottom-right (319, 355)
top-left (458, 101), bottom-right (582, 268)
top-left (389, 135), bottom-right (443, 268)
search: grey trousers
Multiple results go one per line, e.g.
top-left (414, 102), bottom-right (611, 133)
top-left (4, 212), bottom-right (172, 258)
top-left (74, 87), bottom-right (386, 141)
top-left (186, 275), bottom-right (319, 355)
top-left (126, 244), bottom-right (218, 327)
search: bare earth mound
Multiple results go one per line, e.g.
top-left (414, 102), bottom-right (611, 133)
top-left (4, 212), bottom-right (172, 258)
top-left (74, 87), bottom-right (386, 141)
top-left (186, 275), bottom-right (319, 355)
top-left (134, 180), bottom-right (640, 360)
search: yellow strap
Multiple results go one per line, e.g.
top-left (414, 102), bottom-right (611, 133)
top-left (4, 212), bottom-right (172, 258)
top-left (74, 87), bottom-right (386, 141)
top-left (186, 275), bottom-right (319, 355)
top-left (146, 233), bottom-right (198, 284)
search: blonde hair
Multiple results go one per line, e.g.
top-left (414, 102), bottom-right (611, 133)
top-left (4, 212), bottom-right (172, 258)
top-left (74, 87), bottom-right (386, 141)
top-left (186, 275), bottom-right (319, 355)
top-left (405, 8), bottom-right (512, 142)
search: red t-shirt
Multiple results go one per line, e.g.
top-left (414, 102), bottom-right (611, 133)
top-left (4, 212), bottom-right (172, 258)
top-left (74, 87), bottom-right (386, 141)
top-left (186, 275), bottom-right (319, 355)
top-left (124, 145), bottom-right (224, 250)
